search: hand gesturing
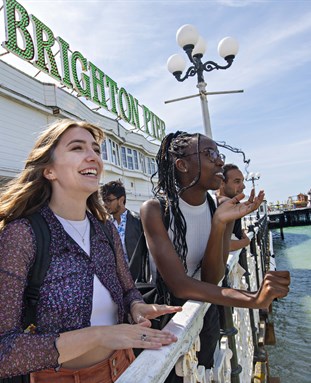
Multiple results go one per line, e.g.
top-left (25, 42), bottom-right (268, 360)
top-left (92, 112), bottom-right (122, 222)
top-left (215, 189), bottom-right (265, 224)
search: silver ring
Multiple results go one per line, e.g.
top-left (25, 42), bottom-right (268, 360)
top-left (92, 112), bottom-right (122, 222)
top-left (141, 334), bottom-right (147, 342)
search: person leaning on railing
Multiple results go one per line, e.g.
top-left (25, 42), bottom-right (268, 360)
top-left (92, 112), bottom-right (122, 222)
top-left (140, 131), bottom-right (290, 383)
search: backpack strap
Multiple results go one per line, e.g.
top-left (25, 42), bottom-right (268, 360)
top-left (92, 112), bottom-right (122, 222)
top-left (206, 191), bottom-right (216, 216)
top-left (23, 212), bottom-right (51, 332)
top-left (129, 199), bottom-right (167, 284)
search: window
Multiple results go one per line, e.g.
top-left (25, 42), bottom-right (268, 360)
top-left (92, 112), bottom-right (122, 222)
top-left (147, 157), bottom-right (156, 175)
top-left (121, 147), bottom-right (140, 171)
top-left (109, 139), bottom-right (120, 166)
top-left (139, 153), bottom-right (146, 174)
top-left (121, 147), bottom-right (127, 168)
top-left (126, 148), bottom-right (134, 170)
top-left (101, 140), bottom-right (108, 160)
top-left (133, 150), bottom-right (139, 170)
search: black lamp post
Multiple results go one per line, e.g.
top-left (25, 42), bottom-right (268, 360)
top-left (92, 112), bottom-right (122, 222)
top-left (167, 24), bottom-right (239, 138)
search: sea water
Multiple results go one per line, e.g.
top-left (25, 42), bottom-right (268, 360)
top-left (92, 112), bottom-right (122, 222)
top-left (267, 226), bottom-right (311, 383)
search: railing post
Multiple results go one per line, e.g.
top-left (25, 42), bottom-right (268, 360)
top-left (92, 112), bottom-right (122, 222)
top-left (238, 248), bottom-right (263, 363)
top-left (256, 217), bottom-right (268, 280)
top-left (249, 223), bottom-right (260, 290)
top-left (218, 270), bottom-right (242, 383)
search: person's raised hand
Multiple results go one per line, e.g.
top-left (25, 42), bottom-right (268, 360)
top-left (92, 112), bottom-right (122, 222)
top-left (214, 189), bottom-right (265, 224)
top-left (242, 189), bottom-right (265, 213)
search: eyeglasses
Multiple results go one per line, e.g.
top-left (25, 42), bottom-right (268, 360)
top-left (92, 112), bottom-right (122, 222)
top-left (103, 197), bottom-right (119, 204)
top-left (182, 148), bottom-right (225, 163)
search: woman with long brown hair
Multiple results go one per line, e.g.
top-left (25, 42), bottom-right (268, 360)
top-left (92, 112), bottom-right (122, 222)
top-left (0, 119), bottom-right (180, 382)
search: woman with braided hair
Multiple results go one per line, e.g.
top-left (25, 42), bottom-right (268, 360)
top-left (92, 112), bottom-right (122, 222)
top-left (140, 131), bottom-right (290, 381)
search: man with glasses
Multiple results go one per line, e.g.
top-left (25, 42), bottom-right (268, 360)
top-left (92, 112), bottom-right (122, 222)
top-left (217, 163), bottom-right (251, 251)
top-left (101, 180), bottom-right (148, 279)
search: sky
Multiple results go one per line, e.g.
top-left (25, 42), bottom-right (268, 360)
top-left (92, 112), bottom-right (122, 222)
top-left (0, 0), bottom-right (310, 204)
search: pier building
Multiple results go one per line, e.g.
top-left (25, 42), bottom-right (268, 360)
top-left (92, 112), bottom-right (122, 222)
top-left (0, 60), bottom-right (160, 211)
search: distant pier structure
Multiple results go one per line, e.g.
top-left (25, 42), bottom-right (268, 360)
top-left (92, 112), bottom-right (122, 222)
top-left (268, 207), bottom-right (311, 239)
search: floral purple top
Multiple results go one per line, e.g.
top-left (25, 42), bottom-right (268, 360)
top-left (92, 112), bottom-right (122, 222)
top-left (0, 205), bottom-right (142, 378)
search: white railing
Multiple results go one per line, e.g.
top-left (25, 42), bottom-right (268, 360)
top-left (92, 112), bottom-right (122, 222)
top-left (226, 236), bottom-right (258, 383)
top-left (117, 218), bottom-right (270, 383)
top-left (116, 300), bottom-right (211, 382)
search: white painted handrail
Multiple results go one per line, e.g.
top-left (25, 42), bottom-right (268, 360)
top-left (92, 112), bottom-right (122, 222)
top-left (116, 301), bottom-right (211, 382)
top-left (117, 217), bottom-right (270, 383)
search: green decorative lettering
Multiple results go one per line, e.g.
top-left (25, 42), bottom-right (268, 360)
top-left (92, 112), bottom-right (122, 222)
top-left (154, 115), bottom-right (162, 140)
top-left (149, 111), bottom-right (157, 138)
top-left (57, 36), bottom-right (72, 88)
top-left (71, 51), bottom-right (91, 99)
top-left (105, 75), bottom-right (118, 115)
top-left (31, 15), bottom-right (61, 80)
top-left (142, 105), bottom-right (154, 136)
top-left (2, 0), bottom-right (34, 60)
top-left (89, 61), bottom-right (108, 109)
top-left (118, 88), bottom-right (131, 123)
top-left (159, 120), bottom-right (166, 140)
top-left (153, 116), bottom-right (166, 140)
top-left (128, 94), bottom-right (140, 129)
top-left (1, 1), bottom-right (166, 140)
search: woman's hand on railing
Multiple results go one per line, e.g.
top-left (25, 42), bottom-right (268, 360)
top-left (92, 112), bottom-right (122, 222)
top-left (97, 323), bottom-right (178, 351)
top-left (130, 301), bottom-right (182, 326)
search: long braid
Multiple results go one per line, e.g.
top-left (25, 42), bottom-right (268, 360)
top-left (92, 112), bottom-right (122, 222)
top-left (151, 131), bottom-right (202, 271)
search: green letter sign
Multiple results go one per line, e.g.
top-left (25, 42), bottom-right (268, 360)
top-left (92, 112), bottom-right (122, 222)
top-left (2, 0), bottom-right (34, 60)
top-left (1, 0), bottom-right (166, 140)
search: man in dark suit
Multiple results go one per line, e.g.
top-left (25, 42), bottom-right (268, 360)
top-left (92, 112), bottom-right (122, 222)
top-left (101, 180), bottom-right (148, 281)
